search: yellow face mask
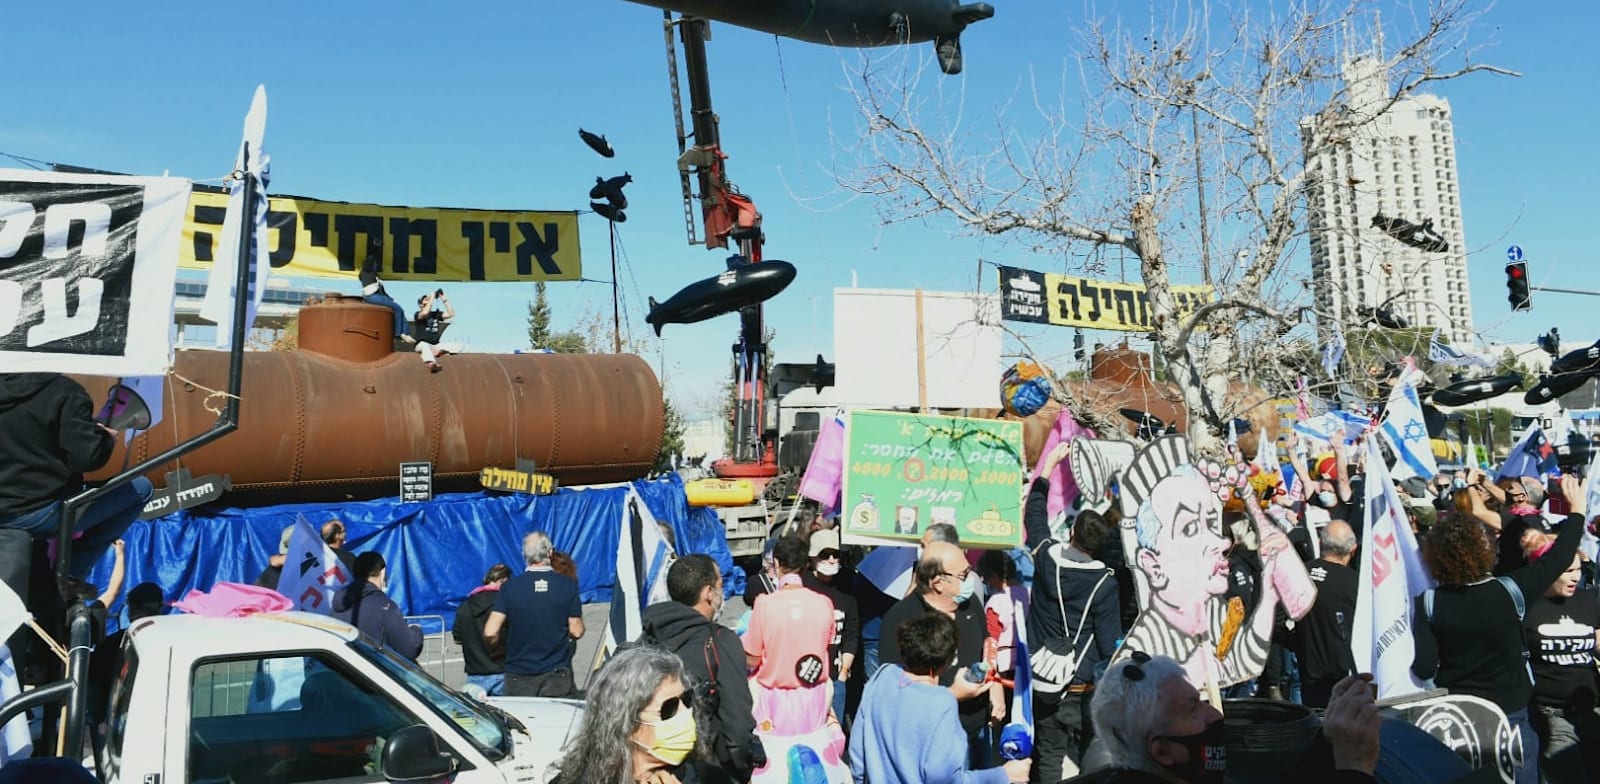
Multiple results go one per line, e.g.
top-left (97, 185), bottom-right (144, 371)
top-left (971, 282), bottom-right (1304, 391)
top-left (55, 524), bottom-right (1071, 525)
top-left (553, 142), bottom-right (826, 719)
top-left (636, 697), bottom-right (697, 766)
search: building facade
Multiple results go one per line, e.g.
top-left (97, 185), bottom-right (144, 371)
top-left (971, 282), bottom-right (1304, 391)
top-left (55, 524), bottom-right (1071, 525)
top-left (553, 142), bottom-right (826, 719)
top-left (1304, 56), bottom-right (1473, 345)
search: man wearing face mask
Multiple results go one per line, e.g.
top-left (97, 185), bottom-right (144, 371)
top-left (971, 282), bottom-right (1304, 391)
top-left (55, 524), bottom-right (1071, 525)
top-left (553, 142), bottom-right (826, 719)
top-left (640, 555), bottom-right (760, 781)
top-left (878, 540), bottom-right (1003, 768)
top-left (1090, 651), bottom-right (1383, 783)
top-left (801, 528), bottom-right (860, 731)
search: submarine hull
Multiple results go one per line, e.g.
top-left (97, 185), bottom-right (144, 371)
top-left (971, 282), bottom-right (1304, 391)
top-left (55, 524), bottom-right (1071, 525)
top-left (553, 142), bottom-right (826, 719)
top-left (626, 0), bottom-right (989, 46)
top-left (77, 297), bottom-right (664, 504)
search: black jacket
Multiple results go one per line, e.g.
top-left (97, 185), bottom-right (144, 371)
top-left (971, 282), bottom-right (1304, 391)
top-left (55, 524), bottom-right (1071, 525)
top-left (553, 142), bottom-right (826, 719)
top-left (640, 601), bottom-right (758, 781)
top-left (453, 587), bottom-right (504, 676)
top-left (0, 373), bottom-right (115, 518)
top-left (333, 581), bottom-right (423, 661)
top-left (1024, 477), bottom-right (1122, 693)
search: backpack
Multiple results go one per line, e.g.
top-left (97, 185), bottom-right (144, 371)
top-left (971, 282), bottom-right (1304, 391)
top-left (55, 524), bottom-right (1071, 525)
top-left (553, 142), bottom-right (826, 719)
top-left (640, 627), bottom-right (725, 751)
top-left (1422, 576), bottom-right (1533, 684)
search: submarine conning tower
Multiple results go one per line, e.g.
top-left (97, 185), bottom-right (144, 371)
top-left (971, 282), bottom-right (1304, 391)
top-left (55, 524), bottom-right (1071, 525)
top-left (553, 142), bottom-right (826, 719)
top-left (79, 295), bottom-right (665, 505)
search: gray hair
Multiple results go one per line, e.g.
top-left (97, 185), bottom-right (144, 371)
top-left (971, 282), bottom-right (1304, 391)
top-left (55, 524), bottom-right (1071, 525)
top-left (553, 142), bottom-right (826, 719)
top-left (924, 522), bottom-right (960, 545)
top-left (1320, 525), bottom-right (1357, 556)
top-left (1090, 653), bottom-right (1190, 775)
top-left (549, 645), bottom-right (689, 784)
top-left (1521, 478), bottom-right (1547, 508)
top-left (523, 531), bottom-right (553, 566)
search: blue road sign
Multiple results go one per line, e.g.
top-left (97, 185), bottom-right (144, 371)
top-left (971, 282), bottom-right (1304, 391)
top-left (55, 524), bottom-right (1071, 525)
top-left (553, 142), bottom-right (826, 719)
top-left (1507, 245), bottom-right (1524, 262)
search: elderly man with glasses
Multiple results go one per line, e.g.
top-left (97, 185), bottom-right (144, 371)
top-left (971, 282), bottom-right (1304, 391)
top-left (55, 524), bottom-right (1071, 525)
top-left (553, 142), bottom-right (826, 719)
top-left (1089, 651), bottom-right (1383, 783)
top-left (879, 540), bottom-right (1006, 769)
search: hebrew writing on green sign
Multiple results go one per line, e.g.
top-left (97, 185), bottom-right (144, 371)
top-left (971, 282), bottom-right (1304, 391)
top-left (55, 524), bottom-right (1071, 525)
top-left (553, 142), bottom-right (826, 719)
top-left (840, 410), bottom-right (1026, 549)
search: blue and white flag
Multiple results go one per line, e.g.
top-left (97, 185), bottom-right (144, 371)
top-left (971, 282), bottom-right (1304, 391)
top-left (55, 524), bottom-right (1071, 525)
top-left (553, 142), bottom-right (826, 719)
top-left (1321, 331), bottom-right (1347, 377)
top-left (1582, 447), bottom-right (1600, 562)
top-left (276, 514), bottom-right (350, 614)
top-left (1497, 425), bottom-right (1558, 481)
top-left (1293, 411), bottom-right (1369, 447)
top-left (602, 488), bottom-right (676, 660)
top-left (1427, 334), bottom-right (1493, 369)
top-left (1352, 438), bottom-right (1434, 699)
top-left (199, 85), bottom-right (271, 349)
top-left (1379, 380), bottom-right (1437, 480)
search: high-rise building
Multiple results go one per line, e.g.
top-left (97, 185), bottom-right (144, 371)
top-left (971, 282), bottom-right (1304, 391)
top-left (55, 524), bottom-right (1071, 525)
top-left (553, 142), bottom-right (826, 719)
top-left (1303, 56), bottom-right (1473, 345)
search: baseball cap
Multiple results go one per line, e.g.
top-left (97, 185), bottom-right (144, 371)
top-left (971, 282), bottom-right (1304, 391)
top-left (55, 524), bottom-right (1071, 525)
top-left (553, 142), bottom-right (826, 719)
top-left (279, 525), bottom-right (296, 555)
top-left (808, 528), bottom-right (841, 557)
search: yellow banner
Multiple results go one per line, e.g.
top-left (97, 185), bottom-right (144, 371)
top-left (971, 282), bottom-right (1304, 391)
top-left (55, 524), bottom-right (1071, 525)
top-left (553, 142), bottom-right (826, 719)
top-left (179, 190), bottom-right (581, 281)
top-left (998, 265), bottom-right (1213, 332)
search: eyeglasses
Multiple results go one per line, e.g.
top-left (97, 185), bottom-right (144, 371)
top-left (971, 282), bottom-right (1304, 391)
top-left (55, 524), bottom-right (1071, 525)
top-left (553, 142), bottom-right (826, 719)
top-left (941, 568), bottom-right (973, 582)
top-left (642, 689), bottom-right (694, 722)
top-left (1121, 650), bottom-right (1152, 682)
top-left (816, 550), bottom-right (841, 561)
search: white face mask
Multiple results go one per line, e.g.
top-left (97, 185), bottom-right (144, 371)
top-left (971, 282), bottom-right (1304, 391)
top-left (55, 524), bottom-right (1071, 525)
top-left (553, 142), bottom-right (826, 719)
top-left (815, 560), bottom-right (841, 577)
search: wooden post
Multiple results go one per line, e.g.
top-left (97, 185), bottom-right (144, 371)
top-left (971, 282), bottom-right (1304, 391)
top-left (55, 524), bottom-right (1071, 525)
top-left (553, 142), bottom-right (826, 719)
top-left (915, 289), bottom-right (928, 411)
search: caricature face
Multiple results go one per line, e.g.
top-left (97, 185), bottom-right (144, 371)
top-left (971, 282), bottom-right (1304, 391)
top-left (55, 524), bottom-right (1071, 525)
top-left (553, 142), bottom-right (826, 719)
top-left (1143, 474), bottom-right (1231, 597)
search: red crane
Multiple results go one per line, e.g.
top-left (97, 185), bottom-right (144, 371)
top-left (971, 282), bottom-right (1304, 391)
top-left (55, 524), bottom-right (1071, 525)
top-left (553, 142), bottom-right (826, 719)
top-left (662, 12), bottom-right (779, 484)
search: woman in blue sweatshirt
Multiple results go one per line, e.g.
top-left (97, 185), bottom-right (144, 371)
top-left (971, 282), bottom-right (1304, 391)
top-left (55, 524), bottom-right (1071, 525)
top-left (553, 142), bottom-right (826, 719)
top-left (849, 613), bottom-right (1030, 784)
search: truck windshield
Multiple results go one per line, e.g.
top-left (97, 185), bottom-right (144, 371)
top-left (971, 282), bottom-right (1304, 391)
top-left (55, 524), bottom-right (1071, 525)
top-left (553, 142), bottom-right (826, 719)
top-left (354, 638), bottom-right (507, 760)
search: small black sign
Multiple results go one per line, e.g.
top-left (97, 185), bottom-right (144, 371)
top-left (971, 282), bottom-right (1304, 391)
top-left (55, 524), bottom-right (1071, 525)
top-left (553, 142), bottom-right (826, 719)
top-left (997, 265), bottom-right (1049, 324)
top-left (139, 469), bottom-right (231, 520)
top-left (400, 461), bottom-right (433, 503)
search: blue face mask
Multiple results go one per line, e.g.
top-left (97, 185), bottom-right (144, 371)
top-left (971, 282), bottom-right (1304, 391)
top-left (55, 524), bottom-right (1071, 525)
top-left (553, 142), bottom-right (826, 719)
top-left (955, 572), bottom-right (981, 603)
top-left (1316, 491), bottom-right (1337, 508)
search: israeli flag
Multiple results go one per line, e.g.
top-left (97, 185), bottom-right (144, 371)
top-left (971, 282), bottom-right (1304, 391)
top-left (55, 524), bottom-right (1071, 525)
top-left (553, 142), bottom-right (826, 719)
top-left (199, 85), bottom-right (271, 349)
top-left (1292, 411), bottom-right (1369, 446)
top-left (1320, 331), bottom-right (1346, 377)
top-left (1379, 380), bottom-right (1437, 480)
top-left (1427, 334), bottom-right (1493, 368)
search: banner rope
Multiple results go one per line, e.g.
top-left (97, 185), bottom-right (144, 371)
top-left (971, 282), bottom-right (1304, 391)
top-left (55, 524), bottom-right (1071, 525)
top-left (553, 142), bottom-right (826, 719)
top-left (170, 370), bottom-right (241, 416)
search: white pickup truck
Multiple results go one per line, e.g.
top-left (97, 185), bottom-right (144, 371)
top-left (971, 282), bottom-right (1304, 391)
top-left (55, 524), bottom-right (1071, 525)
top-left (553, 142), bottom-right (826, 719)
top-left (96, 611), bottom-right (582, 784)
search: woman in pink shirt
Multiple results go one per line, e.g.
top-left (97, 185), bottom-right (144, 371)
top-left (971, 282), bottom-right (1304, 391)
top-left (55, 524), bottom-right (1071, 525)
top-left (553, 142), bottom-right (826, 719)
top-left (743, 534), bottom-right (846, 783)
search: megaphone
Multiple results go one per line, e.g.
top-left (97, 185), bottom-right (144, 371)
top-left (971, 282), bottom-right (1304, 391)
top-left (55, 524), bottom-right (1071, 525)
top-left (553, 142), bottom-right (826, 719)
top-left (96, 383), bottom-right (152, 432)
top-left (1069, 439), bottom-right (1137, 514)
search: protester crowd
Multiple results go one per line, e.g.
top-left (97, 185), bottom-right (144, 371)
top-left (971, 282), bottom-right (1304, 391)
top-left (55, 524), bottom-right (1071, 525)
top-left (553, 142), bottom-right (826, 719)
top-left (532, 419), bottom-right (1597, 784)
top-left (3, 369), bottom-right (1597, 784)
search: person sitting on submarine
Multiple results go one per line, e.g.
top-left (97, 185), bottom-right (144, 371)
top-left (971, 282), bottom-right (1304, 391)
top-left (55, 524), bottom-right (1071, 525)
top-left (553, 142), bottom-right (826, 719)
top-left (411, 289), bottom-right (466, 373)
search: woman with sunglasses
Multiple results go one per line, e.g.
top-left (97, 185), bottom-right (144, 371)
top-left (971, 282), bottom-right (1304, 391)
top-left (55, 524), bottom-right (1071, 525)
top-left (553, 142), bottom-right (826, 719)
top-left (547, 644), bottom-right (736, 784)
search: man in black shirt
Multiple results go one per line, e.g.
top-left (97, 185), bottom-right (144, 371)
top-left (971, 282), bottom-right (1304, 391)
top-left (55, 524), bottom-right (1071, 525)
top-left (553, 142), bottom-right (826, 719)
top-left (411, 290), bottom-right (464, 372)
top-left (1293, 521), bottom-right (1360, 708)
top-left (641, 555), bottom-right (760, 780)
top-left (878, 541), bottom-right (1001, 767)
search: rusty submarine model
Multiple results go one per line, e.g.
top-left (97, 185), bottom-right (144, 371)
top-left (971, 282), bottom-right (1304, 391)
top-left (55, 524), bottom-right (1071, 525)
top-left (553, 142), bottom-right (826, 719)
top-left (75, 295), bottom-right (665, 507)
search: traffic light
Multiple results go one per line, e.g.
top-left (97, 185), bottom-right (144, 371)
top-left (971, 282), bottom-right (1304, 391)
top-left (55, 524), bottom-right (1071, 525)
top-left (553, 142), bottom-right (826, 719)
top-left (1073, 328), bottom-right (1086, 361)
top-left (1505, 261), bottom-right (1531, 311)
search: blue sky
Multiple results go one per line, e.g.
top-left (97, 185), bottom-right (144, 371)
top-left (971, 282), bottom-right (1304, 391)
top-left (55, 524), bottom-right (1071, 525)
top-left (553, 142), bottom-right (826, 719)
top-left (4, 2), bottom-right (1597, 417)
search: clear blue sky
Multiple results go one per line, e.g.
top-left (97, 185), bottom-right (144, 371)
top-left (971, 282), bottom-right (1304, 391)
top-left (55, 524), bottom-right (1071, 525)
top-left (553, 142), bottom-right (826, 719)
top-left (4, 2), bottom-right (1596, 417)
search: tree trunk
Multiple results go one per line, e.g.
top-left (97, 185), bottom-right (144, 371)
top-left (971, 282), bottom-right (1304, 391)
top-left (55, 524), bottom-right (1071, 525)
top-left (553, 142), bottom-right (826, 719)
top-left (1130, 196), bottom-right (1223, 457)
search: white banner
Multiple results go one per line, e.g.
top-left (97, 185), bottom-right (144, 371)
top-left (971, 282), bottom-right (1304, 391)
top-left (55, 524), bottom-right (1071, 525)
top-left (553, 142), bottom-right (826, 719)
top-left (0, 168), bottom-right (189, 375)
top-left (275, 515), bottom-right (351, 613)
top-left (1353, 438), bottom-right (1434, 699)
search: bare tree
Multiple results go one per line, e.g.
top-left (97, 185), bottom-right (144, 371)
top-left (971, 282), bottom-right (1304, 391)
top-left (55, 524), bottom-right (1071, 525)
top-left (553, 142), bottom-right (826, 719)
top-left (837, 0), bottom-right (1513, 455)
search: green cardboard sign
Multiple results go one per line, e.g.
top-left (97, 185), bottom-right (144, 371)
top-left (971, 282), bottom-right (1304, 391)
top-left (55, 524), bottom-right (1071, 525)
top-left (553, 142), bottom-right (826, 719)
top-left (840, 410), bottom-right (1026, 549)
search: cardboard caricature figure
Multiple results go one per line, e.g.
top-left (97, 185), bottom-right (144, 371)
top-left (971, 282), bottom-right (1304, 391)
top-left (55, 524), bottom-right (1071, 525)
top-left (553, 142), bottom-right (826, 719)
top-left (1108, 436), bottom-right (1318, 688)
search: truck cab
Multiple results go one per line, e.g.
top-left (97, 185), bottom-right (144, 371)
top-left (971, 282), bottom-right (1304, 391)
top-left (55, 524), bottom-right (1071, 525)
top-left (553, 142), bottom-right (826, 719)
top-left (101, 612), bottom-right (581, 784)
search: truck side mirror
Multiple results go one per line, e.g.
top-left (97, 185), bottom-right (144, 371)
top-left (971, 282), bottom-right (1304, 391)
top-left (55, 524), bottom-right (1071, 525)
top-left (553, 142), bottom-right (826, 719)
top-left (381, 725), bottom-right (458, 783)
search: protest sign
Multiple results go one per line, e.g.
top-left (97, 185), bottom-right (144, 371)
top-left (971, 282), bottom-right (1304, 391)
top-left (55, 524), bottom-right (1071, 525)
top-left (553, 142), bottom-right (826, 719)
top-left (840, 410), bottom-right (1024, 549)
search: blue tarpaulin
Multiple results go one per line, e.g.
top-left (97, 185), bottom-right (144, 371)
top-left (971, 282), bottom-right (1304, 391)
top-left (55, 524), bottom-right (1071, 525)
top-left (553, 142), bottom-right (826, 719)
top-left (87, 474), bottom-right (733, 631)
